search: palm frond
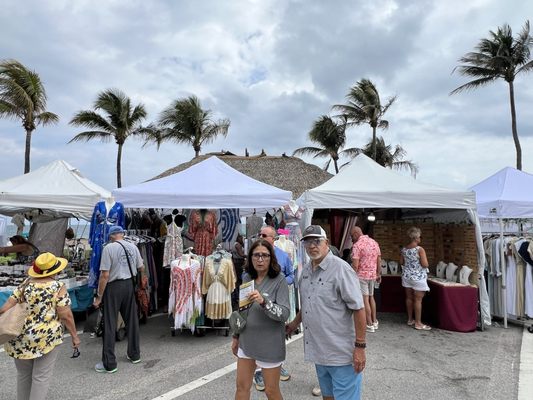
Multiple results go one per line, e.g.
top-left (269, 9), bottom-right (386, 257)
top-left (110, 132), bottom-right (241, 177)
top-left (292, 146), bottom-right (324, 157)
top-left (450, 76), bottom-right (498, 94)
top-left (68, 131), bottom-right (114, 144)
top-left (35, 111), bottom-right (59, 126)
top-left (69, 110), bottom-right (115, 132)
top-left (340, 147), bottom-right (363, 158)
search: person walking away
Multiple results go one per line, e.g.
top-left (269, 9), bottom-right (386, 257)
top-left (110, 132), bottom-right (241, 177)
top-left (93, 225), bottom-right (144, 373)
top-left (286, 225), bottom-right (367, 400)
top-left (351, 227), bottom-right (381, 333)
top-left (232, 239), bottom-right (290, 400)
top-left (0, 252), bottom-right (80, 400)
top-left (252, 226), bottom-right (294, 390)
top-left (400, 227), bottom-right (431, 330)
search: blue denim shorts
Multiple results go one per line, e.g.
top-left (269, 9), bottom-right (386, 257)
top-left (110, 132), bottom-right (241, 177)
top-left (315, 364), bottom-right (362, 400)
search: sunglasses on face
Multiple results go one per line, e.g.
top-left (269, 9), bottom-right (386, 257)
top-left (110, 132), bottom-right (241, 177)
top-left (259, 233), bottom-right (273, 238)
top-left (303, 238), bottom-right (324, 248)
top-left (252, 253), bottom-right (271, 260)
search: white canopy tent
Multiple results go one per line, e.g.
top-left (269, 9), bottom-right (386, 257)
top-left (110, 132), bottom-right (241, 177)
top-left (298, 154), bottom-right (490, 327)
top-left (0, 160), bottom-right (111, 221)
top-left (113, 156), bottom-right (292, 210)
top-left (470, 166), bottom-right (533, 328)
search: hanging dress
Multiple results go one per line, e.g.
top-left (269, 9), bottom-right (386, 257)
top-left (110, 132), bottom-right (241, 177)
top-left (188, 210), bottom-right (218, 256)
top-left (202, 257), bottom-right (235, 319)
top-left (163, 222), bottom-right (183, 266)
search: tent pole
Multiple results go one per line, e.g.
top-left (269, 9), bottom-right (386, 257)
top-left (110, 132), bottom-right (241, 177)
top-left (500, 218), bottom-right (507, 329)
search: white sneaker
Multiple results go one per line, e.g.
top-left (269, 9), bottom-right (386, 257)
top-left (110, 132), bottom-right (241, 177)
top-left (312, 386), bottom-right (322, 396)
top-left (366, 325), bottom-right (375, 333)
top-left (373, 321), bottom-right (379, 330)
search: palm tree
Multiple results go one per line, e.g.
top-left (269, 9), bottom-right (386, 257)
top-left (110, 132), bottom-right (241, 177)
top-left (156, 95), bottom-right (230, 158)
top-left (333, 78), bottom-right (396, 161)
top-left (349, 136), bottom-right (419, 177)
top-left (69, 89), bottom-right (154, 188)
top-left (451, 21), bottom-right (533, 170)
top-left (293, 115), bottom-right (360, 174)
top-left (0, 59), bottom-right (59, 173)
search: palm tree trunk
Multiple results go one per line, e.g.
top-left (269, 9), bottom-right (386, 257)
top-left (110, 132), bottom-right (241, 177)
top-left (372, 125), bottom-right (377, 161)
top-left (508, 81), bottom-right (522, 170)
top-left (333, 158), bottom-right (339, 174)
top-left (24, 129), bottom-right (32, 173)
top-left (116, 143), bottom-right (123, 188)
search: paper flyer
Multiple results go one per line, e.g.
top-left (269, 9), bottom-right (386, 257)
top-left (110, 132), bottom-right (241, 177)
top-left (239, 280), bottom-right (255, 309)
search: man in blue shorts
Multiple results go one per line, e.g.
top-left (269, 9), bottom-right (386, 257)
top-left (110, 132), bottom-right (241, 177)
top-left (286, 225), bottom-right (367, 399)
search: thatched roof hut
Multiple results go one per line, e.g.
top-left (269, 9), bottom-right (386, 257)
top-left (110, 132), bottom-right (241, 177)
top-left (152, 152), bottom-right (333, 198)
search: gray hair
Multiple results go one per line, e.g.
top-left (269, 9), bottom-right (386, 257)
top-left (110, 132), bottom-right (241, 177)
top-left (407, 227), bottom-right (421, 241)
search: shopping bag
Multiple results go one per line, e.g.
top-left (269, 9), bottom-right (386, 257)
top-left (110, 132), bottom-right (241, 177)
top-left (0, 303), bottom-right (29, 345)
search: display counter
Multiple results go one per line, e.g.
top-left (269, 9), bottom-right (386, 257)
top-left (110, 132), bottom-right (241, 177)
top-left (378, 275), bottom-right (478, 332)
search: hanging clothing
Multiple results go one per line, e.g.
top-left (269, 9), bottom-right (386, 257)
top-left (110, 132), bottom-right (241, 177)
top-left (188, 210), bottom-right (218, 256)
top-left (219, 209), bottom-right (240, 244)
top-left (246, 215), bottom-right (263, 239)
top-left (163, 222), bottom-right (183, 267)
top-left (202, 256), bottom-right (235, 320)
top-left (88, 201), bottom-right (125, 288)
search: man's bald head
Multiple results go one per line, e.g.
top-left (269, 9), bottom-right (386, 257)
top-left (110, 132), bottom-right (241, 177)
top-left (351, 226), bottom-right (363, 242)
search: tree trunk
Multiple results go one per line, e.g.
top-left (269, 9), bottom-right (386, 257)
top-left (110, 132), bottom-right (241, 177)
top-left (371, 125), bottom-right (377, 161)
top-left (194, 144), bottom-right (201, 158)
top-left (333, 158), bottom-right (339, 174)
top-left (116, 143), bottom-right (123, 188)
top-left (508, 81), bottom-right (522, 170)
top-left (24, 129), bottom-right (32, 173)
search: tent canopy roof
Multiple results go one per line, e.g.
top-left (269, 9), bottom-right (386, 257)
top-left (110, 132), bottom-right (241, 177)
top-left (299, 154), bottom-right (476, 210)
top-left (113, 156), bottom-right (292, 209)
top-left (470, 166), bottom-right (533, 218)
top-left (0, 160), bottom-right (111, 220)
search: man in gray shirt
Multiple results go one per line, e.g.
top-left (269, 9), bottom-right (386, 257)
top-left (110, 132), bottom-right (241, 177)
top-left (93, 225), bottom-right (144, 373)
top-left (286, 225), bottom-right (367, 400)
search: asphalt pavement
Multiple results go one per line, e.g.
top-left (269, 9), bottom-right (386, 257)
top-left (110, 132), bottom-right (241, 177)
top-left (0, 312), bottom-right (525, 399)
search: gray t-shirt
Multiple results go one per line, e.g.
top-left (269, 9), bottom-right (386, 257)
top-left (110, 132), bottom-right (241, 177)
top-left (239, 273), bottom-right (290, 363)
top-left (299, 251), bottom-right (364, 366)
top-left (100, 240), bottom-right (143, 283)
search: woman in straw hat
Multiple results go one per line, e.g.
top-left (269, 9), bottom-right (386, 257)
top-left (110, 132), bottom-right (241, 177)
top-left (0, 252), bottom-right (80, 400)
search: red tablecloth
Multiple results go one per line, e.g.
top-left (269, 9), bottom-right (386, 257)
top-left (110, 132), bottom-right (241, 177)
top-left (378, 275), bottom-right (478, 332)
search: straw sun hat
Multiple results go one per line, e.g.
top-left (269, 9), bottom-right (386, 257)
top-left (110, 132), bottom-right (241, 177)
top-left (28, 252), bottom-right (68, 278)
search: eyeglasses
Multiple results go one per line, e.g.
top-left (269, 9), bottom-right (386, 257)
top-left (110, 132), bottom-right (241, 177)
top-left (252, 253), bottom-right (271, 260)
top-left (303, 238), bottom-right (324, 248)
top-left (71, 347), bottom-right (80, 359)
top-left (259, 233), bottom-right (272, 238)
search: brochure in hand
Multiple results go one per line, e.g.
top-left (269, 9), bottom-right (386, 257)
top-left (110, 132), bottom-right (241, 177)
top-left (239, 281), bottom-right (255, 310)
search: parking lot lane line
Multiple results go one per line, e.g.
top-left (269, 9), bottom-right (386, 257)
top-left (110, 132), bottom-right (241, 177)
top-left (518, 326), bottom-right (533, 400)
top-left (150, 333), bottom-right (303, 400)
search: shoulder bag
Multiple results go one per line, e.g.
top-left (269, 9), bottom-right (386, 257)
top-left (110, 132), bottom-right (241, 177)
top-left (116, 241), bottom-right (148, 322)
top-left (0, 279), bottom-right (30, 345)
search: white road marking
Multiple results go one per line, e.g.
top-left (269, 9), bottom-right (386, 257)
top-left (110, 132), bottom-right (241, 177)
top-left (0, 330), bottom-right (84, 353)
top-left (518, 326), bottom-right (533, 400)
top-left (150, 332), bottom-right (304, 400)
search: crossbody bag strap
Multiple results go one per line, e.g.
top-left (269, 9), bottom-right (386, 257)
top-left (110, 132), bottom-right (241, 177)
top-left (116, 241), bottom-right (137, 290)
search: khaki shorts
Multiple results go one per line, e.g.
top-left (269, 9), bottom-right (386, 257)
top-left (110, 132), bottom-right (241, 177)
top-left (359, 279), bottom-right (375, 296)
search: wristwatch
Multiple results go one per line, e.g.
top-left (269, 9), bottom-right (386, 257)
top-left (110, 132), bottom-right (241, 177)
top-left (354, 342), bottom-right (367, 349)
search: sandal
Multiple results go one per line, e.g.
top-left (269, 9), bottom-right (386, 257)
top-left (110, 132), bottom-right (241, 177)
top-left (414, 324), bottom-right (431, 331)
top-left (407, 320), bottom-right (415, 326)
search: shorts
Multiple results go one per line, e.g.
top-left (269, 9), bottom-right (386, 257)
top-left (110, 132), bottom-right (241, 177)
top-left (315, 364), bottom-right (362, 400)
top-left (359, 279), bottom-right (375, 296)
top-left (402, 277), bottom-right (430, 292)
top-left (237, 348), bottom-right (283, 369)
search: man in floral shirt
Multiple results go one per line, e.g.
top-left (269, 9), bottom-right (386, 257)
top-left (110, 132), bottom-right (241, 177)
top-left (351, 227), bottom-right (381, 333)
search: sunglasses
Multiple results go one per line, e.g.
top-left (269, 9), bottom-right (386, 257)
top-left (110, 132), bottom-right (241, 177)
top-left (71, 347), bottom-right (80, 359)
top-left (252, 253), bottom-right (271, 260)
top-left (259, 233), bottom-right (272, 238)
top-left (303, 238), bottom-right (325, 248)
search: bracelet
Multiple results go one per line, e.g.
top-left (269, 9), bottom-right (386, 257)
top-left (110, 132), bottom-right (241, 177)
top-left (354, 342), bottom-right (367, 348)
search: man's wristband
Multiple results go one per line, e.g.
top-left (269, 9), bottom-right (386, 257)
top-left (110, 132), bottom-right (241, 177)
top-left (354, 342), bottom-right (367, 349)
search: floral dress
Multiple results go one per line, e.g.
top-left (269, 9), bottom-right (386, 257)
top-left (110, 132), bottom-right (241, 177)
top-left (5, 280), bottom-right (71, 359)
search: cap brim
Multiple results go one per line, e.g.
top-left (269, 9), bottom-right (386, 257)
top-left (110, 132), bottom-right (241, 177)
top-left (301, 234), bottom-right (327, 241)
top-left (28, 258), bottom-right (68, 278)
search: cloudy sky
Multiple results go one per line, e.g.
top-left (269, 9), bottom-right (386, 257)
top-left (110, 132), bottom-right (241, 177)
top-left (1, 0), bottom-right (533, 193)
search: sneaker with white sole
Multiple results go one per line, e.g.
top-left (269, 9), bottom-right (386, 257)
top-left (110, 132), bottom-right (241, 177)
top-left (253, 370), bottom-right (265, 391)
top-left (94, 362), bottom-right (117, 374)
top-left (312, 386), bottom-right (322, 396)
top-left (366, 324), bottom-right (375, 333)
top-left (280, 365), bottom-right (291, 381)
top-left (373, 320), bottom-right (379, 330)
top-left (127, 355), bottom-right (141, 364)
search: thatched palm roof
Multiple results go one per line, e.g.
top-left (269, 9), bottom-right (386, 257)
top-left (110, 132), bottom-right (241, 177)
top-left (152, 153), bottom-right (333, 198)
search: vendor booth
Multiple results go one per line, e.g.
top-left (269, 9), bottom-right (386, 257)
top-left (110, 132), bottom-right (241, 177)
top-left (298, 154), bottom-right (490, 332)
top-left (470, 166), bottom-right (533, 330)
top-left (111, 156), bottom-right (295, 334)
top-left (0, 160), bottom-right (111, 311)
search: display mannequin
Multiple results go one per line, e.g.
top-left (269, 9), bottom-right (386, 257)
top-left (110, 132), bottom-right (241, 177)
top-left (459, 265), bottom-right (473, 285)
top-left (381, 260), bottom-right (388, 275)
top-left (104, 196), bottom-right (116, 217)
top-left (445, 263), bottom-right (459, 282)
top-left (436, 261), bottom-right (447, 279)
top-left (389, 261), bottom-right (399, 275)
